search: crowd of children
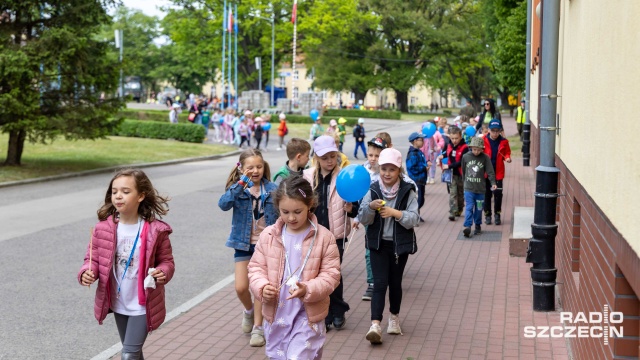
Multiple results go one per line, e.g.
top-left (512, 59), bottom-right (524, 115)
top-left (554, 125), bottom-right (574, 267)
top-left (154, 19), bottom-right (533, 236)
top-left (79, 110), bottom-right (514, 359)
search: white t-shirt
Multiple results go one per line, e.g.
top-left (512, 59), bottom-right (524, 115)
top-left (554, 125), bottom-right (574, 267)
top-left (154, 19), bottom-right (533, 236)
top-left (110, 221), bottom-right (146, 316)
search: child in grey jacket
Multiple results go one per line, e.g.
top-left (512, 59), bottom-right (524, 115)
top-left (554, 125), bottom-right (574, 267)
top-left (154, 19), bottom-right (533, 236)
top-left (461, 137), bottom-right (497, 237)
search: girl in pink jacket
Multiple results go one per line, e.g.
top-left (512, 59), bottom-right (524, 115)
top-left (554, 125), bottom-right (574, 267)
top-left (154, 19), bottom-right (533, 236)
top-left (303, 135), bottom-right (359, 331)
top-left (78, 169), bottom-right (175, 360)
top-left (248, 175), bottom-right (341, 359)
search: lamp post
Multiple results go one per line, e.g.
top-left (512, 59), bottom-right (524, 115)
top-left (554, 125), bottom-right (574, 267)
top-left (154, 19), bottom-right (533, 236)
top-left (248, 12), bottom-right (275, 107)
top-left (114, 29), bottom-right (123, 98)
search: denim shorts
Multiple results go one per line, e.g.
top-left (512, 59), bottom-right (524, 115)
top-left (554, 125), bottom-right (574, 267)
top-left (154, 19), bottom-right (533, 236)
top-left (234, 244), bottom-right (256, 263)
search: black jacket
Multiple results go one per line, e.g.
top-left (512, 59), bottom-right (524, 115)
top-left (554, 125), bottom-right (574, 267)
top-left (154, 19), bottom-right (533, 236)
top-left (365, 180), bottom-right (417, 256)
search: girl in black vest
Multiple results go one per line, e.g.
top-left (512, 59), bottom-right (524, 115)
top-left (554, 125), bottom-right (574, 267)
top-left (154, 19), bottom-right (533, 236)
top-left (357, 148), bottom-right (420, 344)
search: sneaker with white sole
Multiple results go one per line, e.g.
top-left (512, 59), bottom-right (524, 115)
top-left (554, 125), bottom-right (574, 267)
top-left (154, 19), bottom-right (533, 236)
top-left (249, 327), bottom-right (266, 347)
top-left (241, 310), bottom-right (254, 333)
top-left (366, 323), bottom-right (383, 344)
top-left (387, 315), bottom-right (403, 335)
top-left (362, 283), bottom-right (373, 301)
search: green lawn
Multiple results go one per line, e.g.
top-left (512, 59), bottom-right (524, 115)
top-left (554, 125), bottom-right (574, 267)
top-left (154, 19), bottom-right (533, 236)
top-left (0, 135), bottom-right (236, 183)
top-left (283, 123), bottom-right (352, 140)
top-left (507, 135), bottom-right (522, 153)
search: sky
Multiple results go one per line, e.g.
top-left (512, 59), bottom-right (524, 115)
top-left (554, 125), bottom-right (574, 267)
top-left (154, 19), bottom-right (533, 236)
top-left (120, 0), bottom-right (171, 18)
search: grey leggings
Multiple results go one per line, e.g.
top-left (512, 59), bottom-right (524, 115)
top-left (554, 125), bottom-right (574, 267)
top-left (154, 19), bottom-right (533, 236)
top-left (114, 313), bottom-right (148, 356)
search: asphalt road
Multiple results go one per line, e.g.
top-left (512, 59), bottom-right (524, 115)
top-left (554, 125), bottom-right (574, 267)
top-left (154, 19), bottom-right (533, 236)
top-left (0, 118), bottom-right (421, 359)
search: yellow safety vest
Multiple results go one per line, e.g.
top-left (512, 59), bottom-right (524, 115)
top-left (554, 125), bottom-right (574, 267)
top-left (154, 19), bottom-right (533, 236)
top-left (516, 106), bottom-right (525, 124)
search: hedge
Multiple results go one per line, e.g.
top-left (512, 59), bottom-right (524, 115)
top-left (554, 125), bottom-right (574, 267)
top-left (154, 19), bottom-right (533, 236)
top-left (281, 114), bottom-right (360, 126)
top-left (118, 109), bottom-right (190, 123)
top-left (324, 109), bottom-right (401, 120)
top-left (114, 120), bottom-right (206, 143)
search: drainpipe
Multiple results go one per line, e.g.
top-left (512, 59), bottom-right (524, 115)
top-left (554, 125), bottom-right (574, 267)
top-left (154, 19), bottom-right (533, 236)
top-left (525, 0), bottom-right (561, 312)
top-left (522, 0), bottom-right (532, 167)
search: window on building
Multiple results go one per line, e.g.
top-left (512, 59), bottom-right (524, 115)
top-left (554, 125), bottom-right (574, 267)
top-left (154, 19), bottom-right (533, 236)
top-left (293, 87), bottom-right (299, 99)
top-left (350, 92), bottom-right (355, 100)
top-left (293, 70), bottom-right (299, 80)
top-left (410, 97), bottom-right (416, 105)
top-left (410, 86), bottom-right (416, 92)
top-left (279, 77), bottom-right (285, 88)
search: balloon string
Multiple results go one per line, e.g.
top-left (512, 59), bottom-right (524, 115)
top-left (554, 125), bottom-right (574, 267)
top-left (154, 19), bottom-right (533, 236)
top-left (343, 226), bottom-right (359, 257)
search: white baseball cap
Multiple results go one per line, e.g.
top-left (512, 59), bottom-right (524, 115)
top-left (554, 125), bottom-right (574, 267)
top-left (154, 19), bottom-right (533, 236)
top-left (313, 135), bottom-right (339, 157)
top-left (279, 113), bottom-right (286, 120)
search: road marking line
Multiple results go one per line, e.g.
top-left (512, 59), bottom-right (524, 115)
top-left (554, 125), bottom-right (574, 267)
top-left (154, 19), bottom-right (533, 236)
top-left (91, 274), bottom-right (235, 360)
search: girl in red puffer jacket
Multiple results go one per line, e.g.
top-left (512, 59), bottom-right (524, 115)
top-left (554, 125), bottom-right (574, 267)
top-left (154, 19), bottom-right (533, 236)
top-left (78, 169), bottom-right (175, 360)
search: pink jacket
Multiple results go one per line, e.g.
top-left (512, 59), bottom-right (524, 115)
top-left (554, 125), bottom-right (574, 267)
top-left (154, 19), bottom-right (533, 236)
top-left (248, 215), bottom-right (340, 324)
top-left (302, 167), bottom-right (352, 239)
top-left (77, 216), bottom-right (175, 332)
top-left (420, 130), bottom-right (444, 159)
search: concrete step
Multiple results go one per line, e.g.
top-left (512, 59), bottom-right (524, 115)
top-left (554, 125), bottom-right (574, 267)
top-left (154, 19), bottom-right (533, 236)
top-left (510, 206), bottom-right (534, 256)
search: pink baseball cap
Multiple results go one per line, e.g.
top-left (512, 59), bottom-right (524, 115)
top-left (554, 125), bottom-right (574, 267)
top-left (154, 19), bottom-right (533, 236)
top-left (378, 148), bottom-right (402, 168)
top-left (330, 119), bottom-right (337, 126)
top-left (314, 135), bottom-right (339, 157)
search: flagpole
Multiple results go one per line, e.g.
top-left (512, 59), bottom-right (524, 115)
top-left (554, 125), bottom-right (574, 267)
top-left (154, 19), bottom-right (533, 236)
top-left (227, 3), bottom-right (232, 109)
top-left (234, 3), bottom-right (238, 109)
top-left (221, 0), bottom-right (227, 109)
top-left (292, 0), bottom-right (298, 106)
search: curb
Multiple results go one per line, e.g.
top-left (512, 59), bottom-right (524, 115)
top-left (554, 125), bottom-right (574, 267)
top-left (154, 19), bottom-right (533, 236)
top-left (0, 149), bottom-right (242, 189)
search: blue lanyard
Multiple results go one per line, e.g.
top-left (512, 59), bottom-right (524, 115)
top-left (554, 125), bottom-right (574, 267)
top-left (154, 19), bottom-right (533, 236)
top-left (117, 221), bottom-right (142, 298)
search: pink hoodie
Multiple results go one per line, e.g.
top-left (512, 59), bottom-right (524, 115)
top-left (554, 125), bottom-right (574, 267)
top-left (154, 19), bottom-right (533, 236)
top-left (77, 216), bottom-right (175, 331)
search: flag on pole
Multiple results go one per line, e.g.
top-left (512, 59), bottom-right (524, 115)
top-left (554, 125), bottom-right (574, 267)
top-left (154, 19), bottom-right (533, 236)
top-left (291, 0), bottom-right (298, 24)
top-left (234, 8), bottom-right (238, 33)
top-left (228, 6), bottom-right (234, 33)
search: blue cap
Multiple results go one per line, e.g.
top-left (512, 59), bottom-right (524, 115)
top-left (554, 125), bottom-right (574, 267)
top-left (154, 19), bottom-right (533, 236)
top-left (408, 132), bottom-right (425, 142)
top-left (488, 120), bottom-right (502, 130)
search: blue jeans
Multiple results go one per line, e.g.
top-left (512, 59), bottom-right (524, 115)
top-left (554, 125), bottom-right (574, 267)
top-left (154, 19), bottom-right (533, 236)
top-left (354, 141), bottom-right (367, 158)
top-left (464, 191), bottom-right (484, 227)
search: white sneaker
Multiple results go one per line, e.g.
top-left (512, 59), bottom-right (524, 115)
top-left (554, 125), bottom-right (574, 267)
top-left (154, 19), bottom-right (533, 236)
top-left (249, 327), bottom-right (266, 347)
top-left (366, 323), bottom-right (383, 344)
top-left (387, 315), bottom-right (403, 335)
top-left (241, 310), bottom-right (254, 333)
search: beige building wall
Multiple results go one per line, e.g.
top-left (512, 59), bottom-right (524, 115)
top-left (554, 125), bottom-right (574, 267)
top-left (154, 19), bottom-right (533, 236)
top-left (553, 1), bottom-right (640, 252)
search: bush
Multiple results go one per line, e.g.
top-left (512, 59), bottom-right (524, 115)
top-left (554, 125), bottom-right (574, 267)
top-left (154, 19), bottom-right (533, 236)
top-left (114, 120), bottom-right (206, 143)
top-left (282, 114), bottom-right (360, 126)
top-left (118, 109), bottom-right (190, 123)
top-left (324, 109), bottom-right (401, 120)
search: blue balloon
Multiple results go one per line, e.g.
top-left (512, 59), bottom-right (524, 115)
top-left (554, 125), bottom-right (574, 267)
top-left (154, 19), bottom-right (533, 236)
top-left (336, 165), bottom-right (371, 202)
top-left (219, 117), bottom-right (224, 124)
top-left (465, 126), bottom-right (476, 137)
top-left (442, 157), bottom-right (448, 165)
top-left (422, 123), bottom-right (436, 138)
top-left (262, 123), bottom-right (271, 131)
top-left (310, 109), bottom-right (319, 121)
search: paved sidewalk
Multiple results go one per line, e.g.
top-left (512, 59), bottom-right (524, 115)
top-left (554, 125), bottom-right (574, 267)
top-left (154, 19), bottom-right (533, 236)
top-left (113, 118), bottom-right (571, 359)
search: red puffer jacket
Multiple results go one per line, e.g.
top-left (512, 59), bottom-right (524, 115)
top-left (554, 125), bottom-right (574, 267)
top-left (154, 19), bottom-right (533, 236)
top-left (77, 216), bottom-right (175, 332)
top-left (483, 136), bottom-right (511, 180)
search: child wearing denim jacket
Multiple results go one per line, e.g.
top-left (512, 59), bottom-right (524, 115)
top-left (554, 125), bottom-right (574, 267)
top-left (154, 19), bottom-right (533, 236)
top-left (218, 149), bottom-right (279, 347)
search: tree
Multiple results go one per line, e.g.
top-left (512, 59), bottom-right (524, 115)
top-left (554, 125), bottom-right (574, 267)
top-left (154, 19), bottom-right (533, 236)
top-left (0, 1), bottom-right (123, 166)
top-left (493, 0), bottom-right (527, 92)
top-left (99, 7), bottom-right (163, 94)
top-left (165, 0), bottom-right (298, 94)
top-left (299, 0), bottom-right (378, 104)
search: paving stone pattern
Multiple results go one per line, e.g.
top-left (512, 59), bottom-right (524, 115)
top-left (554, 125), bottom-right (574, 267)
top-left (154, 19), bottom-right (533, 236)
top-left (112, 119), bottom-right (571, 359)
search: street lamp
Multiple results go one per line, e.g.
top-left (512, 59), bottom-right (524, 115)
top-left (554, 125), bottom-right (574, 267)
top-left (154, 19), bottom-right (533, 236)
top-left (114, 29), bottom-right (123, 98)
top-left (248, 12), bottom-right (275, 107)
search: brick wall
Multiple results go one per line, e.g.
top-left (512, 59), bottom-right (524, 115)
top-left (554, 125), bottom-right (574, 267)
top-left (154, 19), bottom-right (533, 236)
top-left (556, 157), bottom-right (639, 359)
